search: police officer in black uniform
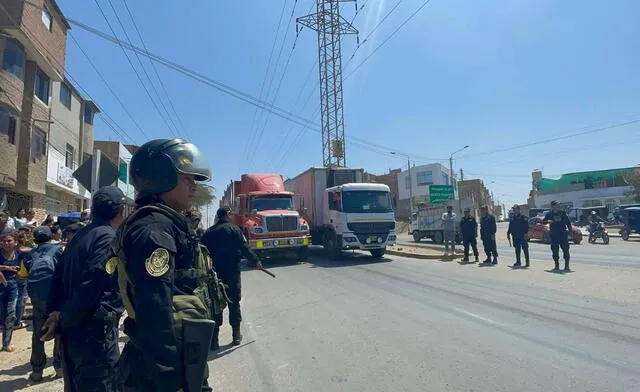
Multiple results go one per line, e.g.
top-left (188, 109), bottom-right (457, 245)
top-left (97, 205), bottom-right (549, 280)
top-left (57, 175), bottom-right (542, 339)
top-left (479, 205), bottom-right (498, 264)
top-left (544, 201), bottom-right (572, 271)
top-left (113, 139), bottom-right (214, 392)
top-left (42, 186), bottom-right (127, 391)
top-left (201, 206), bottom-right (262, 350)
top-left (507, 204), bottom-right (530, 268)
top-left (459, 208), bottom-right (479, 263)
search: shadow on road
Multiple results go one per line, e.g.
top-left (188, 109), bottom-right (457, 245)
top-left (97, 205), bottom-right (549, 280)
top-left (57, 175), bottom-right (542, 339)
top-left (457, 260), bottom-right (478, 266)
top-left (306, 252), bottom-right (391, 269)
top-left (477, 263), bottom-right (497, 268)
top-left (207, 339), bottom-right (256, 361)
top-left (544, 269), bottom-right (575, 274)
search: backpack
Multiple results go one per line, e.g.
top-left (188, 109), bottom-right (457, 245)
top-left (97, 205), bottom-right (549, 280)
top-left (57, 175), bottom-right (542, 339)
top-left (25, 244), bottom-right (62, 303)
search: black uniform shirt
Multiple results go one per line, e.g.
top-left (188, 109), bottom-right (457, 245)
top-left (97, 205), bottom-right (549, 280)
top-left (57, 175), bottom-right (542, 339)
top-left (480, 214), bottom-right (497, 238)
top-left (200, 217), bottom-right (259, 282)
top-left (507, 214), bottom-right (529, 239)
top-left (121, 206), bottom-right (198, 392)
top-left (49, 220), bottom-right (123, 330)
top-left (459, 216), bottom-right (478, 238)
top-left (544, 210), bottom-right (572, 237)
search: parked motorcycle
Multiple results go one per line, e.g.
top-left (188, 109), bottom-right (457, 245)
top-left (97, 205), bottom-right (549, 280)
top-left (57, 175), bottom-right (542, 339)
top-left (588, 222), bottom-right (610, 244)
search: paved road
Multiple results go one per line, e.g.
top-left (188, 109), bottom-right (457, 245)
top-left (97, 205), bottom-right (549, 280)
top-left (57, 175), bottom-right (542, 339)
top-left (209, 250), bottom-right (640, 392)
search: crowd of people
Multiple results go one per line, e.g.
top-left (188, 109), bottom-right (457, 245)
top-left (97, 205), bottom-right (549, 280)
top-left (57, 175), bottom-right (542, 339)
top-left (0, 138), bottom-right (262, 391)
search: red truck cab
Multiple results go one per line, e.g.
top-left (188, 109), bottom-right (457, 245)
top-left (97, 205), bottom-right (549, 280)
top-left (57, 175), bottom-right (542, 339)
top-left (229, 174), bottom-right (310, 259)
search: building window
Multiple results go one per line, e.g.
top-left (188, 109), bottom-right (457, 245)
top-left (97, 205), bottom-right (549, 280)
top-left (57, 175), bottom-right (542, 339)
top-left (84, 105), bottom-right (94, 125)
top-left (34, 67), bottom-right (50, 104)
top-left (405, 175), bottom-right (411, 190)
top-left (31, 127), bottom-right (47, 163)
top-left (119, 159), bottom-right (128, 183)
top-left (42, 5), bottom-right (52, 30)
top-left (1, 39), bottom-right (25, 80)
top-left (65, 143), bottom-right (74, 168)
top-left (59, 83), bottom-right (71, 109)
top-left (0, 106), bottom-right (18, 145)
top-left (417, 171), bottom-right (433, 185)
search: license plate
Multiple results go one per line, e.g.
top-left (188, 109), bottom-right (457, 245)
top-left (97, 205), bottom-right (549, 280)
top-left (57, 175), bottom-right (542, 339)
top-left (369, 236), bottom-right (378, 242)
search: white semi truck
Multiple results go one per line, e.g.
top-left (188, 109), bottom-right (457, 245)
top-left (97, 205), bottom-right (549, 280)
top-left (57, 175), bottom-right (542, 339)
top-left (284, 167), bottom-right (397, 259)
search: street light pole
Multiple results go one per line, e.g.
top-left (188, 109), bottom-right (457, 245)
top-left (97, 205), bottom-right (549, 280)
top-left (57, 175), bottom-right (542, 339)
top-left (391, 152), bottom-right (413, 217)
top-left (449, 145), bottom-right (469, 192)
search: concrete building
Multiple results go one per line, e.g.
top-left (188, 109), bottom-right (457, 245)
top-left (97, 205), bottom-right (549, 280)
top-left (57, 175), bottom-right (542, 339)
top-left (0, 0), bottom-right (69, 221)
top-left (529, 168), bottom-right (637, 212)
top-left (396, 163), bottom-right (452, 220)
top-left (93, 140), bottom-right (137, 208)
top-left (45, 79), bottom-right (99, 215)
top-left (458, 179), bottom-right (493, 218)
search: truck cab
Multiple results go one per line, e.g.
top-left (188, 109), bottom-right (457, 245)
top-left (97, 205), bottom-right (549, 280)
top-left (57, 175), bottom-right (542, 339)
top-left (230, 174), bottom-right (310, 259)
top-left (321, 183), bottom-right (397, 258)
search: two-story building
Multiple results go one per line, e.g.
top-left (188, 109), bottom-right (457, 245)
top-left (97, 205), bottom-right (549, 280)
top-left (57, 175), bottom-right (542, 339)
top-left (0, 0), bottom-right (69, 221)
top-left (395, 163), bottom-right (452, 220)
top-left (45, 79), bottom-right (99, 215)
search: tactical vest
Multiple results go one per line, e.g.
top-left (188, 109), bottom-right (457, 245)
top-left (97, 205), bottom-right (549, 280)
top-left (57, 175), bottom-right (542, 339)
top-left (108, 203), bottom-right (228, 335)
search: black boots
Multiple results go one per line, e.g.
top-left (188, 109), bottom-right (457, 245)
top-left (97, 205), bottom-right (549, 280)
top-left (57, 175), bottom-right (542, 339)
top-left (564, 260), bottom-right (571, 272)
top-left (232, 327), bottom-right (243, 346)
top-left (553, 260), bottom-right (560, 271)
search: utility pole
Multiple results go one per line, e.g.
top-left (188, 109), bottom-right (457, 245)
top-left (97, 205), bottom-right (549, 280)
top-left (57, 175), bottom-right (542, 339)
top-left (390, 152), bottom-right (413, 217)
top-left (459, 168), bottom-right (464, 181)
top-left (449, 145), bottom-right (469, 198)
top-left (297, 1), bottom-right (358, 168)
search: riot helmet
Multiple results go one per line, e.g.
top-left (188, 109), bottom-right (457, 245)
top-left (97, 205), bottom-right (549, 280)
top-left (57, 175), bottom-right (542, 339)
top-left (130, 139), bottom-right (211, 200)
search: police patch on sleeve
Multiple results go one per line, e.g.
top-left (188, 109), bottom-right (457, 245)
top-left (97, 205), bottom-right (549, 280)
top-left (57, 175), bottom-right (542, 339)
top-left (145, 248), bottom-right (170, 277)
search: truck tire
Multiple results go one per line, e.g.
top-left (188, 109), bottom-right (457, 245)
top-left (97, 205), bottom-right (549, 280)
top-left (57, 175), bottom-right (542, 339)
top-left (323, 232), bottom-right (341, 260)
top-left (433, 231), bottom-right (444, 244)
top-left (370, 248), bottom-right (385, 258)
top-left (413, 232), bottom-right (422, 242)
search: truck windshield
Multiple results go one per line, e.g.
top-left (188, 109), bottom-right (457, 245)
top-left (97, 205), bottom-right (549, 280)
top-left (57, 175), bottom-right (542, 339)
top-left (342, 191), bottom-right (393, 213)
top-left (251, 197), bottom-right (294, 212)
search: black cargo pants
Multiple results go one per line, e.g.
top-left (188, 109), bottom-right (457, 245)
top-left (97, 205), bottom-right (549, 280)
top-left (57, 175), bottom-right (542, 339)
top-left (462, 236), bottom-right (479, 260)
top-left (215, 276), bottom-right (242, 330)
top-left (550, 233), bottom-right (570, 262)
top-left (512, 237), bottom-right (530, 263)
top-left (30, 300), bottom-right (61, 374)
top-left (481, 236), bottom-right (498, 260)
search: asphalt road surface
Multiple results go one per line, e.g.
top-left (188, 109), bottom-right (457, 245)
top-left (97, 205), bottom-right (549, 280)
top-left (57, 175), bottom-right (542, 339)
top-left (209, 248), bottom-right (640, 392)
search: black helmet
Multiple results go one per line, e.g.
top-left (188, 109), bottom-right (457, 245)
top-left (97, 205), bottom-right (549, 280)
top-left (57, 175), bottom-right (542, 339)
top-left (130, 139), bottom-right (211, 200)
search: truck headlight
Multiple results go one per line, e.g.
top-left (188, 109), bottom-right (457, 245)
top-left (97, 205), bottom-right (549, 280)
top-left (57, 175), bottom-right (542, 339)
top-left (300, 224), bottom-right (309, 231)
top-left (252, 227), bottom-right (264, 234)
top-left (388, 235), bottom-right (397, 241)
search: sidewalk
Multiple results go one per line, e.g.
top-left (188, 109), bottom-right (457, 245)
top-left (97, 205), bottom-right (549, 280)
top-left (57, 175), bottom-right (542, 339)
top-left (387, 243), bottom-right (463, 260)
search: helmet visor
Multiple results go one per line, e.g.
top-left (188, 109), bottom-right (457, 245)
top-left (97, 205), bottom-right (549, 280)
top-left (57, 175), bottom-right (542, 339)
top-left (164, 142), bottom-right (211, 181)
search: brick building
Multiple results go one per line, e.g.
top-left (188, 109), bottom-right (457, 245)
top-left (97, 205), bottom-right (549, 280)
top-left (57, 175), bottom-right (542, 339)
top-left (458, 179), bottom-right (493, 219)
top-left (0, 0), bottom-right (69, 221)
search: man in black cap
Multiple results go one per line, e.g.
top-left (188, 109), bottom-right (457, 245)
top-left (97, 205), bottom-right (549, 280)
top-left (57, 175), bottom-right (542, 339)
top-left (42, 186), bottom-right (127, 391)
top-left (201, 206), bottom-right (262, 349)
top-left (459, 208), bottom-right (479, 263)
top-left (22, 226), bottom-right (64, 382)
top-left (543, 201), bottom-right (572, 271)
top-left (507, 205), bottom-right (530, 268)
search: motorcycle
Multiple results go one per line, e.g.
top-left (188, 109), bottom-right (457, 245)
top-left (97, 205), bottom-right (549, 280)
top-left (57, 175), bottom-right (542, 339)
top-left (588, 222), bottom-right (610, 244)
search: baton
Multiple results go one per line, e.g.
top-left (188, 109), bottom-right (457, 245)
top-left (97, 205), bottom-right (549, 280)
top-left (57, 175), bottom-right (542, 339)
top-left (507, 236), bottom-right (512, 247)
top-left (258, 266), bottom-right (276, 278)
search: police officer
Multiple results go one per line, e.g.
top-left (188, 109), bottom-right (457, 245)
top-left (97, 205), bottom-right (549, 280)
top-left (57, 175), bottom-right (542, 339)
top-left (479, 205), bottom-right (498, 264)
top-left (544, 201), bottom-right (572, 271)
top-left (459, 208), bottom-right (479, 263)
top-left (507, 204), bottom-right (530, 268)
top-left (111, 139), bottom-right (215, 392)
top-left (186, 210), bottom-right (205, 237)
top-left (42, 186), bottom-right (127, 391)
top-left (201, 206), bottom-right (262, 350)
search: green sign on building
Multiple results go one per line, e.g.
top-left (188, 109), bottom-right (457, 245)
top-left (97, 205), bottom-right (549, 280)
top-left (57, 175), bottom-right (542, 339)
top-left (429, 185), bottom-right (454, 205)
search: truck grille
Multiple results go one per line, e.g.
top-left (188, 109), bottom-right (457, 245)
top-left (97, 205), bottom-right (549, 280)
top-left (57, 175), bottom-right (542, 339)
top-left (347, 222), bottom-right (395, 233)
top-left (265, 215), bottom-right (298, 232)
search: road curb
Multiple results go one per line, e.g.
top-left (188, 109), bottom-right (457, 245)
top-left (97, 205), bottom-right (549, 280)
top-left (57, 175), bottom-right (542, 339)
top-left (386, 249), bottom-right (463, 260)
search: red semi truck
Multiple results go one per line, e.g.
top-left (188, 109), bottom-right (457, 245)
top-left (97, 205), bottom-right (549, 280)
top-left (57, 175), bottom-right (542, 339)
top-left (221, 174), bottom-right (310, 259)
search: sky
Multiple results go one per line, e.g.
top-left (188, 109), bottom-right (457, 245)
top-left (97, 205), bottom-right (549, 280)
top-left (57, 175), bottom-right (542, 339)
top-left (57, 0), bottom-right (640, 218)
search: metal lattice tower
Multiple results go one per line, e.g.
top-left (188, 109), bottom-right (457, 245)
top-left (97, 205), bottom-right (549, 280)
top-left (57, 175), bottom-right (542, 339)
top-left (297, 1), bottom-right (358, 168)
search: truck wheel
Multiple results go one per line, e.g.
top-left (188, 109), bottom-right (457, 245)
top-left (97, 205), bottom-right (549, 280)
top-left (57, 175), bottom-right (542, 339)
top-left (433, 232), bottom-right (444, 244)
top-left (621, 229), bottom-right (630, 241)
top-left (413, 232), bottom-right (422, 242)
top-left (370, 248), bottom-right (385, 258)
top-left (323, 233), bottom-right (341, 260)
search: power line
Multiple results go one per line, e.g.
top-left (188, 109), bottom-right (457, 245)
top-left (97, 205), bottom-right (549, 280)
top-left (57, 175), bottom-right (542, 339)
top-left (347, 0), bottom-right (403, 63)
top-left (0, 2), bottom-right (138, 145)
top-left (120, 0), bottom-right (191, 139)
top-left (93, 0), bottom-right (178, 137)
top-left (344, 0), bottom-right (433, 81)
top-left (244, 0), bottom-right (290, 161)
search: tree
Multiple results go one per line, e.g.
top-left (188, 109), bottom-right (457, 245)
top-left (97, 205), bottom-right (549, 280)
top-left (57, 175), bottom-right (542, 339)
top-left (623, 168), bottom-right (640, 202)
top-left (193, 184), bottom-right (215, 209)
